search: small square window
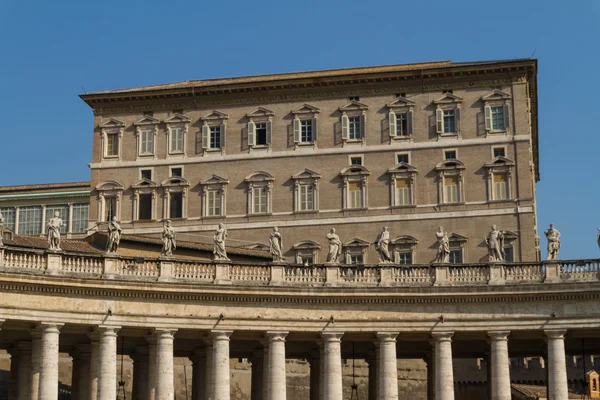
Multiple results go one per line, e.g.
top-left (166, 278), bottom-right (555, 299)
top-left (171, 168), bottom-right (182, 177)
top-left (444, 150), bottom-right (457, 160)
top-left (449, 249), bottom-right (463, 263)
top-left (397, 252), bottom-right (412, 265)
top-left (350, 157), bottom-right (362, 166)
top-left (141, 169), bottom-right (152, 180)
top-left (348, 253), bottom-right (363, 265)
top-left (493, 147), bottom-right (506, 158)
top-left (349, 96), bottom-right (360, 101)
top-left (443, 89), bottom-right (453, 94)
top-left (396, 153), bottom-right (409, 164)
top-left (395, 93), bottom-right (406, 98)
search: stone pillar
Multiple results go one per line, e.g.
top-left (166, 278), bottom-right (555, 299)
top-left (132, 347), bottom-right (149, 400)
top-left (89, 334), bottom-right (100, 400)
top-left (204, 338), bottom-right (214, 400)
top-left (147, 335), bottom-right (157, 400)
top-left (376, 332), bottom-right (399, 400)
top-left (70, 352), bottom-right (81, 400)
top-left (8, 347), bottom-right (19, 400)
top-left (488, 331), bottom-right (511, 400)
top-left (318, 340), bottom-right (325, 400)
top-left (545, 330), bottom-right (568, 400)
top-left (322, 332), bottom-right (344, 400)
top-left (76, 345), bottom-right (92, 400)
top-left (211, 330), bottom-right (233, 400)
top-left (16, 342), bottom-right (32, 400)
top-left (38, 323), bottom-right (62, 400)
top-left (366, 352), bottom-right (377, 400)
top-left (250, 349), bottom-right (264, 400)
top-left (30, 328), bottom-right (42, 400)
top-left (155, 329), bottom-right (177, 400)
top-left (266, 331), bottom-right (288, 400)
top-left (192, 349), bottom-right (207, 400)
top-left (308, 351), bottom-right (320, 400)
top-left (423, 353), bottom-right (435, 400)
top-left (261, 339), bottom-right (269, 400)
top-left (97, 326), bottom-right (120, 400)
top-left (431, 332), bottom-right (454, 400)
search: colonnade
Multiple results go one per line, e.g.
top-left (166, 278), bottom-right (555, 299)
top-left (2, 324), bottom-right (571, 400)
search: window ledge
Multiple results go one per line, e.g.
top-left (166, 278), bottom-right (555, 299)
top-left (247, 212), bottom-right (273, 217)
top-left (167, 217), bottom-right (187, 221)
top-left (487, 199), bottom-right (515, 204)
top-left (202, 215), bottom-right (225, 219)
top-left (486, 130), bottom-right (508, 135)
top-left (133, 219), bottom-right (158, 223)
top-left (205, 147), bottom-right (223, 153)
top-left (343, 139), bottom-right (365, 144)
top-left (390, 204), bottom-right (417, 209)
top-left (439, 133), bottom-right (459, 138)
top-left (391, 135), bottom-right (412, 141)
top-left (294, 142), bottom-right (317, 150)
top-left (439, 202), bottom-right (466, 206)
top-left (343, 207), bottom-right (369, 212)
top-left (103, 155), bottom-right (120, 160)
top-left (293, 210), bottom-right (320, 215)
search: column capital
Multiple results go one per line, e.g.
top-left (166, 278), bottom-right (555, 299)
top-left (210, 330), bottom-right (233, 341)
top-left (154, 328), bottom-right (177, 339)
top-left (430, 331), bottom-right (454, 342)
top-left (375, 332), bottom-right (399, 342)
top-left (265, 331), bottom-right (288, 342)
top-left (544, 329), bottom-right (567, 340)
top-left (488, 330), bottom-right (510, 341)
top-left (38, 322), bottom-right (64, 334)
top-left (321, 332), bottom-right (344, 342)
top-left (98, 325), bottom-right (121, 336)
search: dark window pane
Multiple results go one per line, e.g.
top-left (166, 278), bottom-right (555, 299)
top-left (141, 170), bottom-right (152, 180)
top-left (139, 194), bottom-right (152, 220)
top-left (170, 193), bottom-right (183, 218)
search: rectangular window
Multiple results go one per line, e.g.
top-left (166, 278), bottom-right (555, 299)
top-left (443, 110), bottom-right (456, 133)
top-left (350, 156), bottom-right (362, 166)
top-left (348, 182), bottom-right (362, 208)
top-left (395, 179), bottom-right (411, 206)
top-left (18, 206), bottom-right (42, 235)
top-left (398, 252), bottom-right (413, 265)
top-left (444, 176), bottom-right (458, 203)
top-left (0, 207), bottom-right (16, 232)
top-left (349, 96), bottom-right (360, 101)
top-left (104, 197), bottom-right (116, 221)
top-left (255, 123), bottom-right (267, 145)
top-left (141, 169), bottom-right (152, 181)
top-left (106, 133), bottom-right (119, 157)
top-left (45, 205), bottom-right (69, 234)
top-left (396, 154), bottom-right (409, 164)
top-left (493, 147), bottom-right (506, 158)
top-left (491, 107), bottom-right (505, 130)
top-left (444, 150), bottom-right (457, 160)
top-left (299, 255), bottom-right (314, 265)
top-left (140, 128), bottom-right (154, 154)
top-left (348, 117), bottom-right (362, 140)
top-left (138, 194), bottom-right (152, 220)
top-left (207, 190), bottom-right (221, 216)
top-left (348, 253), bottom-right (363, 265)
top-left (170, 127), bottom-right (184, 153)
top-left (299, 184), bottom-right (314, 211)
top-left (504, 246), bottom-right (514, 262)
top-left (71, 204), bottom-right (89, 233)
top-left (449, 249), bottom-right (463, 263)
top-left (171, 168), bottom-right (182, 178)
top-left (253, 187), bottom-right (267, 214)
top-left (169, 192), bottom-right (183, 219)
top-left (494, 173), bottom-right (509, 200)
top-left (301, 120), bottom-right (313, 143)
top-left (210, 126), bottom-right (221, 149)
top-left (396, 113), bottom-right (409, 136)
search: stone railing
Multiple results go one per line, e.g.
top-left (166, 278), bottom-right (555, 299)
top-left (0, 247), bottom-right (599, 288)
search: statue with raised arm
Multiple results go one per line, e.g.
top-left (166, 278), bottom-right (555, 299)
top-left (486, 225), bottom-right (505, 262)
top-left (106, 216), bottom-right (122, 254)
top-left (545, 224), bottom-right (561, 260)
top-left (434, 226), bottom-right (450, 263)
top-left (213, 223), bottom-right (229, 261)
top-left (161, 220), bottom-right (176, 257)
top-left (326, 228), bottom-right (343, 264)
top-left (375, 226), bottom-right (393, 263)
top-left (269, 227), bottom-right (284, 262)
top-left (47, 211), bottom-right (63, 251)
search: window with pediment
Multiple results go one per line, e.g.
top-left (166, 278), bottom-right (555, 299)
top-left (200, 175), bottom-right (229, 217)
top-left (435, 159), bottom-right (466, 204)
top-left (131, 177), bottom-right (158, 221)
top-left (482, 90), bottom-right (511, 135)
top-left (291, 169), bottom-right (320, 212)
top-left (164, 114), bottom-right (191, 156)
top-left (247, 107), bottom-right (274, 149)
top-left (198, 110), bottom-right (228, 155)
top-left (387, 163), bottom-right (418, 207)
top-left (95, 181), bottom-right (124, 221)
top-left (501, 230), bottom-right (518, 262)
top-left (344, 238), bottom-right (370, 264)
top-left (340, 165), bottom-right (369, 210)
top-left (100, 119), bottom-right (125, 160)
top-left (448, 233), bottom-right (468, 263)
top-left (387, 97), bottom-right (414, 140)
top-left (245, 172), bottom-right (274, 215)
top-left (291, 104), bottom-right (320, 147)
top-left (391, 235), bottom-right (418, 265)
top-left (484, 156), bottom-right (515, 201)
top-left (339, 101), bottom-right (368, 144)
top-left (293, 240), bottom-right (321, 265)
top-left (133, 116), bottom-right (160, 158)
top-left (161, 177), bottom-right (189, 219)
top-left (433, 93), bottom-right (463, 138)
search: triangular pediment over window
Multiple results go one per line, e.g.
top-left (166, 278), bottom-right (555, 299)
top-left (245, 171), bottom-right (275, 183)
top-left (449, 233), bottom-right (468, 243)
top-left (99, 118), bottom-right (125, 129)
top-left (344, 238), bottom-right (370, 247)
top-left (292, 104), bottom-right (321, 115)
top-left (391, 235), bottom-right (418, 245)
top-left (503, 230), bottom-right (518, 240)
top-left (292, 169), bottom-right (321, 180)
top-left (201, 174), bottom-right (229, 185)
top-left (133, 116), bottom-right (161, 126)
top-left (202, 110), bottom-right (229, 120)
top-left (95, 180), bottom-right (124, 191)
top-left (340, 165), bottom-right (370, 177)
top-left (481, 90), bottom-right (511, 102)
top-left (240, 242), bottom-right (271, 251)
top-left (161, 177), bottom-right (190, 187)
top-left (339, 100), bottom-right (369, 112)
top-left (485, 156), bottom-right (515, 168)
top-left (386, 97), bottom-right (415, 109)
top-left (433, 93), bottom-right (463, 105)
top-left (387, 162), bottom-right (418, 174)
top-left (246, 107), bottom-right (275, 119)
top-left (292, 240), bottom-right (321, 250)
top-left (435, 159), bottom-right (466, 170)
top-left (164, 113), bottom-right (191, 124)
top-left (132, 178), bottom-right (158, 189)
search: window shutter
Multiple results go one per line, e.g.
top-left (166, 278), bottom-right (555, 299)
top-left (201, 124), bottom-right (209, 149)
top-left (266, 120), bottom-right (272, 144)
top-left (293, 117), bottom-right (301, 143)
top-left (195, 132), bottom-right (202, 154)
top-left (312, 117), bottom-right (318, 141)
top-left (220, 123), bottom-right (226, 148)
top-left (248, 120), bottom-right (256, 146)
top-left (388, 111), bottom-right (397, 138)
top-left (407, 110), bottom-right (413, 135)
top-left (484, 105), bottom-right (492, 131)
top-left (345, 252), bottom-right (351, 265)
top-left (341, 114), bottom-right (349, 140)
top-left (360, 114), bottom-right (366, 139)
top-left (455, 107), bottom-right (461, 131)
top-left (503, 104), bottom-right (511, 129)
top-left (436, 108), bottom-right (444, 134)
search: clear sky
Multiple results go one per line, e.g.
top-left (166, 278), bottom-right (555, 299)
top-left (0, 0), bottom-right (598, 259)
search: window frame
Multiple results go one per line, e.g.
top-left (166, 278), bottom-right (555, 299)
top-left (246, 107), bottom-right (275, 151)
top-left (484, 156), bottom-right (515, 202)
top-left (482, 90), bottom-right (512, 136)
top-left (387, 96), bottom-right (415, 141)
top-left (395, 152), bottom-right (410, 164)
top-left (200, 175), bottom-right (229, 218)
top-left (134, 116), bottom-right (160, 159)
top-left (343, 238), bottom-right (370, 265)
top-left (197, 110), bottom-right (229, 155)
top-left (391, 235), bottom-right (418, 265)
top-left (435, 159), bottom-right (466, 205)
top-left (340, 165), bottom-right (370, 210)
top-left (95, 181), bottom-right (124, 222)
top-left (164, 114), bottom-right (191, 157)
top-left (448, 233), bottom-right (468, 264)
top-left (70, 204), bottom-right (89, 233)
top-left (433, 93), bottom-right (463, 139)
top-left (292, 169), bottom-right (321, 213)
top-left (339, 101), bottom-right (368, 145)
top-left (292, 104), bottom-right (320, 148)
top-left (387, 163), bottom-right (418, 208)
top-left (160, 177), bottom-right (190, 220)
top-left (132, 177), bottom-right (159, 221)
top-left (18, 206), bottom-right (43, 235)
top-left (293, 240), bottom-right (321, 265)
top-left (100, 118), bottom-right (125, 160)
top-left (245, 172), bottom-right (274, 215)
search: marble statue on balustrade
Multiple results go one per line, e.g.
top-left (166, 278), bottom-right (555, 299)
top-left (269, 227), bottom-right (285, 262)
top-left (545, 224), bottom-right (561, 260)
top-left (375, 226), bottom-right (393, 263)
top-left (106, 216), bottom-right (122, 254)
top-left (213, 223), bottom-right (230, 261)
top-left (434, 226), bottom-right (450, 263)
top-left (161, 220), bottom-right (176, 257)
top-left (326, 228), bottom-right (343, 264)
top-left (486, 225), bottom-right (505, 262)
top-left (47, 211), bottom-right (63, 251)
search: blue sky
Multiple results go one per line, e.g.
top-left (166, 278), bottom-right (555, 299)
top-left (0, 0), bottom-right (598, 259)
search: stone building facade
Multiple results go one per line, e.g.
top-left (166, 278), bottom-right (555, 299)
top-left (80, 59), bottom-right (540, 264)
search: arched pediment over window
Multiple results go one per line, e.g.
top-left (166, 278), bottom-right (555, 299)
top-left (95, 180), bottom-right (124, 192)
top-left (435, 159), bottom-right (466, 171)
top-left (391, 235), bottom-right (419, 245)
top-left (161, 177), bottom-right (190, 188)
top-left (484, 157), bottom-right (515, 201)
top-left (244, 171), bottom-right (275, 183)
top-left (340, 165), bottom-right (370, 177)
top-left (292, 240), bottom-right (322, 250)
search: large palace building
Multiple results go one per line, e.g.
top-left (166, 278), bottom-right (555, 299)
top-left (80, 58), bottom-right (540, 264)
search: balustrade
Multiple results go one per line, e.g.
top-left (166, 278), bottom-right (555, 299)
top-left (120, 258), bottom-right (159, 278)
top-left (173, 262), bottom-right (215, 282)
top-left (231, 265), bottom-right (270, 284)
top-left (390, 266), bottom-right (434, 285)
top-left (340, 266), bottom-right (379, 285)
top-left (561, 259), bottom-right (600, 281)
top-left (284, 266), bottom-right (326, 284)
top-left (62, 255), bottom-right (103, 275)
top-left (3, 249), bottom-right (46, 271)
top-left (505, 263), bottom-right (544, 283)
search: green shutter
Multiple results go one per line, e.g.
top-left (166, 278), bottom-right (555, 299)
top-left (484, 105), bottom-right (492, 131)
top-left (388, 111), bottom-right (397, 138)
top-left (248, 121), bottom-right (256, 146)
top-left (266, 120), bottom-right (272, 144)
top-left (220, 123), bottom-right (226, 148)
top-left (202, 124), bottom-right (209, 149)
top-left (503, 104), bottom-right (511, 129)
top-left (341, 114), bottom-right (349, 139)
top-left (293, 117), bottom-right (301, 143)
top-left (407, 110), bottom-right (413, 135)
top-left (436, 108), bottom-right (444, 134)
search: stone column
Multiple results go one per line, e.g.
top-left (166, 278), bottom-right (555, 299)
top-left (89, 334), bottom-right (100, 400)
top-left (261, 339), bottom-right (269, 400)
top-left (155, 329), bottom-right (177, 400)
top-left (317, 340), bottom-right (325, 400)
top-left (16, 342), bottom-right (32, 400)
top-left (545, 330), bottom-right (568, 400)
top-left (211, 330), bottom-right (233, 400)
top-left (38, 323), bottom-right (62, 400)
top-left (147, 335), bottom-right (157, 400)
top-left (204, 338), bottom-right (214, 400)
top-left (431, 332), bottom-right (454, 400)
top-left (308, 351), bottom-right (320, 400)
top-left (366, 352), bottom-right (377, 400)
top-left (97, 326), bottom-right (120, 400)
top-left (30, 328), bottom-right (42, 400)
top-left (132, 347), bottom-right (149, 400)
top-left (376, 332), bottom-right (399, 400)
top-left (266, 331), bottom-right (288, 400)
top-left (250, 349), bottom-right (264, 400)
top-left (488, 331), bottom-right (511, 400)
top-left (192, 349), bottom-right (207, 400)
top-left (76, 345), bottom-right (92, 400)
top-left (70, 352), bottom-right (81, 400)
top-left (322, 332), bottom-right (344, 400)
top-left (423, 353), bottom-right (435, 400)
top-left (8, 347), bottom-right (19, 400)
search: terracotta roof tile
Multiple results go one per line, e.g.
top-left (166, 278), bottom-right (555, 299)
top-left (0, 181), bottom-right (90, 193)
top-left (4, 233), bottom-right (103, 254)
